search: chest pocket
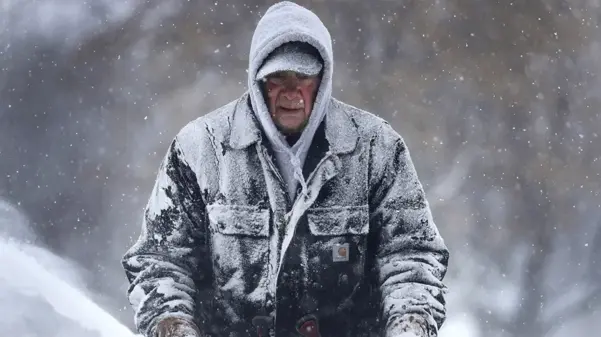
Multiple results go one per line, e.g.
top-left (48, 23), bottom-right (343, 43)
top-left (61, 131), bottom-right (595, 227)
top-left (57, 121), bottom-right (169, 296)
top-left (207, 204), bottom-right (271, 292)
top-left (305, 205), bottom-right (370, 307)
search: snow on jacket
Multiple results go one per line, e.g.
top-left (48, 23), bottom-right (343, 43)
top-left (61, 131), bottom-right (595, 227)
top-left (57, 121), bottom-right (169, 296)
top-left (122, 2), bottom-right (449, 337)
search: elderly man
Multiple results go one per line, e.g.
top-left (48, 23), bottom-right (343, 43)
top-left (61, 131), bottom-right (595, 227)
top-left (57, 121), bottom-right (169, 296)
top-left (122, 2), bottom-right (450, 337)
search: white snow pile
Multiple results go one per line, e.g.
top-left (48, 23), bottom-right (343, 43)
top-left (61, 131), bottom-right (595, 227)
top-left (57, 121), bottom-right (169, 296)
top-left (0, 198), bottom-right (139, 337)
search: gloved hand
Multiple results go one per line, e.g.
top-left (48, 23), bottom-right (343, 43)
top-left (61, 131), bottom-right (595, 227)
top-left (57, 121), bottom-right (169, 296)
top-left (155, 317), bottom-right (201, 337)
top-left (396, 333), bottom-right (421, 337)
top-left (386, 314), bottom-right (430, 337)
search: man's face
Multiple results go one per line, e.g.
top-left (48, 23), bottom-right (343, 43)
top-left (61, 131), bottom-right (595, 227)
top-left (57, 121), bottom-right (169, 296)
top-left (264, 71), bottom-right (320, 135)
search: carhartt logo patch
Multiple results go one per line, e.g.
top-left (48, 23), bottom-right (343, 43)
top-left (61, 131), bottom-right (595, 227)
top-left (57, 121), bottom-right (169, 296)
top-left (332, 243), bottom-right (349, 262)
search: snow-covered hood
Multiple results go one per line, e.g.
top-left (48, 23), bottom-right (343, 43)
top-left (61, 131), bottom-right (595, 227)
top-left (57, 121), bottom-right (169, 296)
top-left (247, 1), bottom-right (334, 194)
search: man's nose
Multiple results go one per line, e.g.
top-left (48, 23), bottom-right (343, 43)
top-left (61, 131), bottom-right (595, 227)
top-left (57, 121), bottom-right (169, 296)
top-left (281, 87), bottom-right (301, 100)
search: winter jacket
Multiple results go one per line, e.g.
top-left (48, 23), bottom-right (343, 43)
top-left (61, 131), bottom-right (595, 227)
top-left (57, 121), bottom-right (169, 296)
top-left (122, 2), bottom-right (449, 337)
top-left (122, 92), bottom-right (449, 337)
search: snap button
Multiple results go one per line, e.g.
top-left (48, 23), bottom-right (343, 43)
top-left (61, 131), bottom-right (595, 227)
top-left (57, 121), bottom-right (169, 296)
top-left (296, 314), bottom-right (320, 337)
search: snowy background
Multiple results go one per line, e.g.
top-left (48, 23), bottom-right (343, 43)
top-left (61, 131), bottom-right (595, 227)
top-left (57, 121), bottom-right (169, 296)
top-left (1, 1), bottom-right (600, 336)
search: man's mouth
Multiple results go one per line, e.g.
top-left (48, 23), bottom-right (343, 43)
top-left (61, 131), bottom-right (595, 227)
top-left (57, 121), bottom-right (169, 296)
top-left (278, 98), bottom-right (304, 112)
top-left (278, 106), bottom-right (303, 112)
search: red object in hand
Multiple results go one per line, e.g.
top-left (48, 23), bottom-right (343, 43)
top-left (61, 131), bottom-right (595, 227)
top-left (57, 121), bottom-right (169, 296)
top-left (296, 315), bottom-right (321, 337)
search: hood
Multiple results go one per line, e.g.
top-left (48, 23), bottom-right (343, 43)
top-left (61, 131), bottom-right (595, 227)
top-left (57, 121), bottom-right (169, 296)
top-left (247, 1), bottom-right (334, 197)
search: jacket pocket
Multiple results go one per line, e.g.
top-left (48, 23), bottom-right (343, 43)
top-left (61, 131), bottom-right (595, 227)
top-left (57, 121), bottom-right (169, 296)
top-left (206, 204), bottom-right (271, 298)
top-left (305, 205), bottom-right (370, 312)
top-left (207, 204), bottom-right (270, 237)
top-left (306, 205), bottom-right (369, 236)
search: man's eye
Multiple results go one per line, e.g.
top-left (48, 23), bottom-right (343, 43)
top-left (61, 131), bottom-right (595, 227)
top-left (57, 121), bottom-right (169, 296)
top-left (268, 76), bottom-right (285, 85)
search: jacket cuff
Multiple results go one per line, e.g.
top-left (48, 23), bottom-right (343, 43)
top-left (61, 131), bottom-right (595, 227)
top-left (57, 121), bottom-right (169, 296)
top-left (385, 314), bottom-right (435, 337)
top-left (154, 316), bottom-right (201, 337)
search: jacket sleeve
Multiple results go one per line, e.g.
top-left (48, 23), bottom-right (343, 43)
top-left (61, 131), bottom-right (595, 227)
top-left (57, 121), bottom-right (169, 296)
top-left (369, 123), bottom-right (449, 337)
top-left (122, 136), bottom-right (208, 337)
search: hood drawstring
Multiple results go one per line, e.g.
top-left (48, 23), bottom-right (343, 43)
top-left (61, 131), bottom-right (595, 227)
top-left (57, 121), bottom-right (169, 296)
top-left (290, 152), bottom-right (308, 197)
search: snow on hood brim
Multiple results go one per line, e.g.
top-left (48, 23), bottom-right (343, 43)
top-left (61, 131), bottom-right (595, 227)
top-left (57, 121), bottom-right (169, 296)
top-left (255, 43), bottom-right (323, 80)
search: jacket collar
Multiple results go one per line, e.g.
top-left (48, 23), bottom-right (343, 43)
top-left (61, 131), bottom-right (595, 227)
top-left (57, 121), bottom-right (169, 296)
top-left (228, 93), bottom-right (358, 154)
top-left (323, 99), bottom-right (358, 154)
top-left (228, 93), bottom-right (261, 149)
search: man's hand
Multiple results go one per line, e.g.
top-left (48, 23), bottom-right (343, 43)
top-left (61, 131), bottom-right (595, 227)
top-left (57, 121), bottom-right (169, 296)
top-left (386, 314), bottom-right (431, 337)
top-left (395, 333), bottom-right (420, 337)
top-left (156, 317), bottom-right (201, 337)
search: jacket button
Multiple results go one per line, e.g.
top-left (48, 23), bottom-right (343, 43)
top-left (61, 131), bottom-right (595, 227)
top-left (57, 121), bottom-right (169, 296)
top-left (296, 315), bottom-right (320, 337)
